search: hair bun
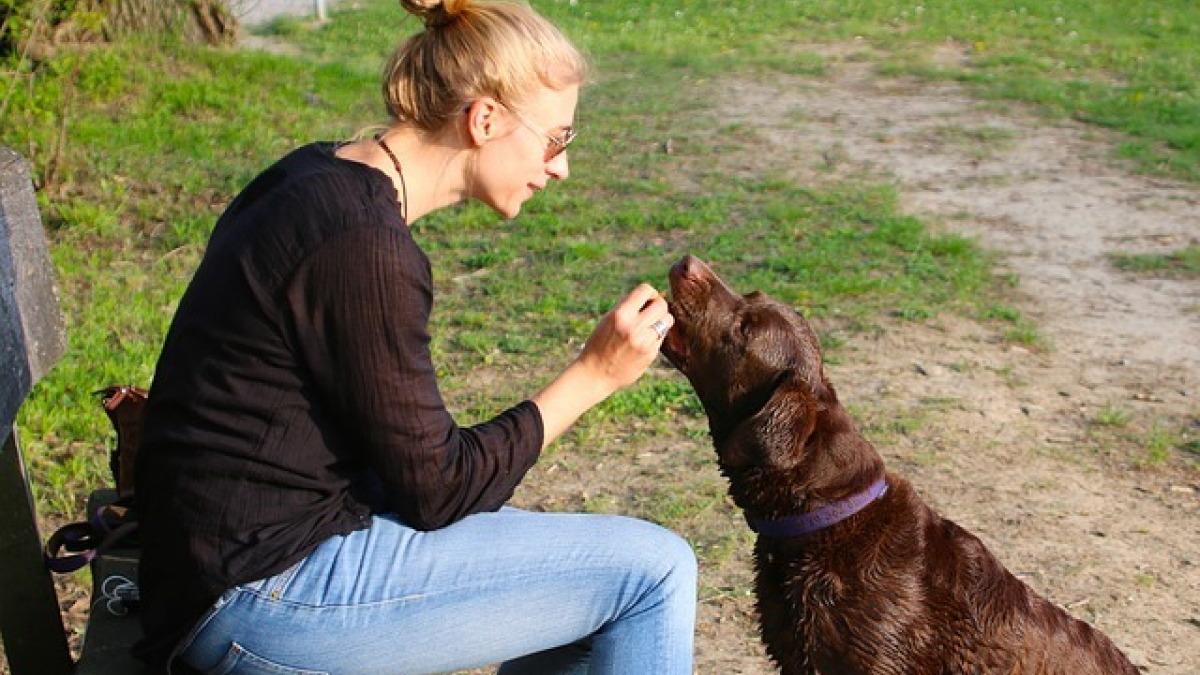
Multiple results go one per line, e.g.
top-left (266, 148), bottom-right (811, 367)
top-left (399, 0), bottom-right (457, 28)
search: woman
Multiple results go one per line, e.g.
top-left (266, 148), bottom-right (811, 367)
top-left (133, 1), bottom-right (697, 674)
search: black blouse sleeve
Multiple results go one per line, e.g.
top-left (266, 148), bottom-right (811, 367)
top-left (285, 224), bottom-right (543, 530)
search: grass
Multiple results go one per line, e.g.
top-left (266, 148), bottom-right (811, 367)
top-left (1111, 246), bottom-right (1200, 278)
top-left (1086, 402), bottom-right (1198, 467)
top-left (2, 0), bottom-right (1197, 523)
top-left (1093, 404), bottom-right (1133, 428)
top-left (982, 303), bottom-right (1046, 348)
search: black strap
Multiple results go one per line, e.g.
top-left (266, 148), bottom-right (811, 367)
top-left (44, 503), bottom-right (138, 574)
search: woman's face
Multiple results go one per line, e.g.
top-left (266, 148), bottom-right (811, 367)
top-left (473, 84), bottom-right (579, 219)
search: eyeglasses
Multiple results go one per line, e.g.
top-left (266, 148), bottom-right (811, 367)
top-left (497, 101), bottom-right (577, 162)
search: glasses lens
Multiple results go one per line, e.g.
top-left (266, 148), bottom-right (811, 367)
top-left (498, 100), bottom-right (575, 162)
top-left (546, 128), bottom-right (576, 161)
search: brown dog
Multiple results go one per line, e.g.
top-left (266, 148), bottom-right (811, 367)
top-left (661, 254), bottom-right (1139, 675)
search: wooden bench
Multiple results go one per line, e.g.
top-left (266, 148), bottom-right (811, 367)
top-left (0, 146), bottom-right (144, 675)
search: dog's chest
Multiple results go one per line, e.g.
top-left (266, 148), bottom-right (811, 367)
top-left (752, 543), bottom-right (835, 656)
top-left (753, 539), bottom-right (908, 675)
top-left (755, 540), bottom-right (844, 600)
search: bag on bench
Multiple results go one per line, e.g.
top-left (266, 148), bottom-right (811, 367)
top-left (44, 385), bottom-right (147, 575)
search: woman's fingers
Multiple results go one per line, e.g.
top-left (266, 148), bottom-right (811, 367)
top-left (619, 283), bottom-right (672, 341)
top-left (580, 284), bottom-right (671, 390)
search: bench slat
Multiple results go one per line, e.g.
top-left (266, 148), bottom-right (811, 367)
top-left (2, 148), bottom-right (144, 674)
top-left (0, 431), bottom-right (74, 675)
top-left (0, 146), bottom-right (73, 674)
top-left (0, 146), bottom-right (67, 432)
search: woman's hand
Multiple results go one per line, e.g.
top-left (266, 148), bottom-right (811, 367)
top-left (576, 283), bottom-right (673, 393)
top-left (530, 283), bottom-right (673, 450)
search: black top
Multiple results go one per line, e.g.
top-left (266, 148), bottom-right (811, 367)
top-left (134, 143), bottom-right (544, 672)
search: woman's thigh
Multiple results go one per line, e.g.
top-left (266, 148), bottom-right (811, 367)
top-left (178, 508), bottom-right (696, 675)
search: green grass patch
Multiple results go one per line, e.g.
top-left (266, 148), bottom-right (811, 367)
top-left (1092, 404), bottom-right (1133, 428)
top-left (1110, 246), bottom-right (1200, 278)
top-left (1087, 413), bottom-right (1197, 468)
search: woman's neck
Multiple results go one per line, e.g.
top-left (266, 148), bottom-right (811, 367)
top-left (337, 127), bottom-right (468, 223)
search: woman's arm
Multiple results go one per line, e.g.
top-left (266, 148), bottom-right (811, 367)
top-left (531, 283), bottom-right (673, 450)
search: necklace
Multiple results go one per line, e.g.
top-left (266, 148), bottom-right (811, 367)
top-left (376, 135), bottom-right (409, 223)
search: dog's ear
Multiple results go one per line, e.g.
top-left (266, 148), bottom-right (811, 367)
top-left (716, 372), bottom-right (824, 472)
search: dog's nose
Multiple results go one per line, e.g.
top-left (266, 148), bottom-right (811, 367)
top-left (674, 254), bottom-right (710, 280)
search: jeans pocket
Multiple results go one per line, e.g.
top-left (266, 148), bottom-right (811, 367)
top-left (200, 642), bottom-right (330, 675)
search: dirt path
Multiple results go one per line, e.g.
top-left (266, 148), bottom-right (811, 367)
top-left (693, 47), bottom-right (1199, 673)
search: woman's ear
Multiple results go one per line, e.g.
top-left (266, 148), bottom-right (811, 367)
top-left (463, 97), bottom-right (503, 148)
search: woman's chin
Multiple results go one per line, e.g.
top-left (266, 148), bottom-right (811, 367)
top-left (479, 197), bottom-right (522, 220)
top-left (497, 201), bottom-right (524, 220)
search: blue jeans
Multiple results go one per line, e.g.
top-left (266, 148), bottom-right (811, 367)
top-left (176, 508), bottom-right (697, 675)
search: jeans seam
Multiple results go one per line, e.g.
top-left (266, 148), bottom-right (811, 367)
top-left (241, 563), bottom-right (629, 612)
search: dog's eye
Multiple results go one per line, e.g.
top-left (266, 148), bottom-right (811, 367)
top-left (737, 313), bottom-right (757, 337)
top-left (725, 312), bottom-right (760, 348)
top-left (723, 316), bottom-right (749, 345)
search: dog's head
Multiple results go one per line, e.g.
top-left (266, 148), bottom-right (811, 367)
top-left (662, 255), bottom-right (835, 472)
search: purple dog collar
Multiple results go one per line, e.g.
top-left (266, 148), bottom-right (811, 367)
top-left (748, 478), bottom-right (889, 538)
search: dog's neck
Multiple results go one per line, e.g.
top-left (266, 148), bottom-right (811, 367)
top-left (745, 476), bottom-right (889, 537)
top-left (724, 399), bottom-right (890, 538)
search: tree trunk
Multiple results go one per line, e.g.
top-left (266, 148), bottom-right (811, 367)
top-left (3, 0), bottom-right (237, 63)
top-left (104, 0), bottom-right (238, 45)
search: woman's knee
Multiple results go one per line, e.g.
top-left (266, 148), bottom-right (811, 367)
top-left (607, 516), bottom-right (698, 588)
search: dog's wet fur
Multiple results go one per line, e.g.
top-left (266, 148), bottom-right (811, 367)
top-left (661, 254), bottom-right (1139, 675)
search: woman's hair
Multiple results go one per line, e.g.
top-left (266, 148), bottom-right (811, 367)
top-left (385, 0), bottom-right (588, 130)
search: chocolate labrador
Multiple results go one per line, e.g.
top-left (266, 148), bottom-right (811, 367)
top-left (661, 254), bottom-right (1139, 675)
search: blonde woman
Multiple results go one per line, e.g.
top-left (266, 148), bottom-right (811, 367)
top-left (134, 1), bottom-right (696, 673)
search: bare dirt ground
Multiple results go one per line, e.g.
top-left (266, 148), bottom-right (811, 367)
top-left (670, 46), bottom-right (1199, 673)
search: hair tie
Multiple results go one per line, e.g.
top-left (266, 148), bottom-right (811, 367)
top-left (424, 2), bottom-right (453, 28)
top-left (399, 0), bottom-right (455, 29)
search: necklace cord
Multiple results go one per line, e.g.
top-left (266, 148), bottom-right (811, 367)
top-left (375, 136), bottom-right (409, 223)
